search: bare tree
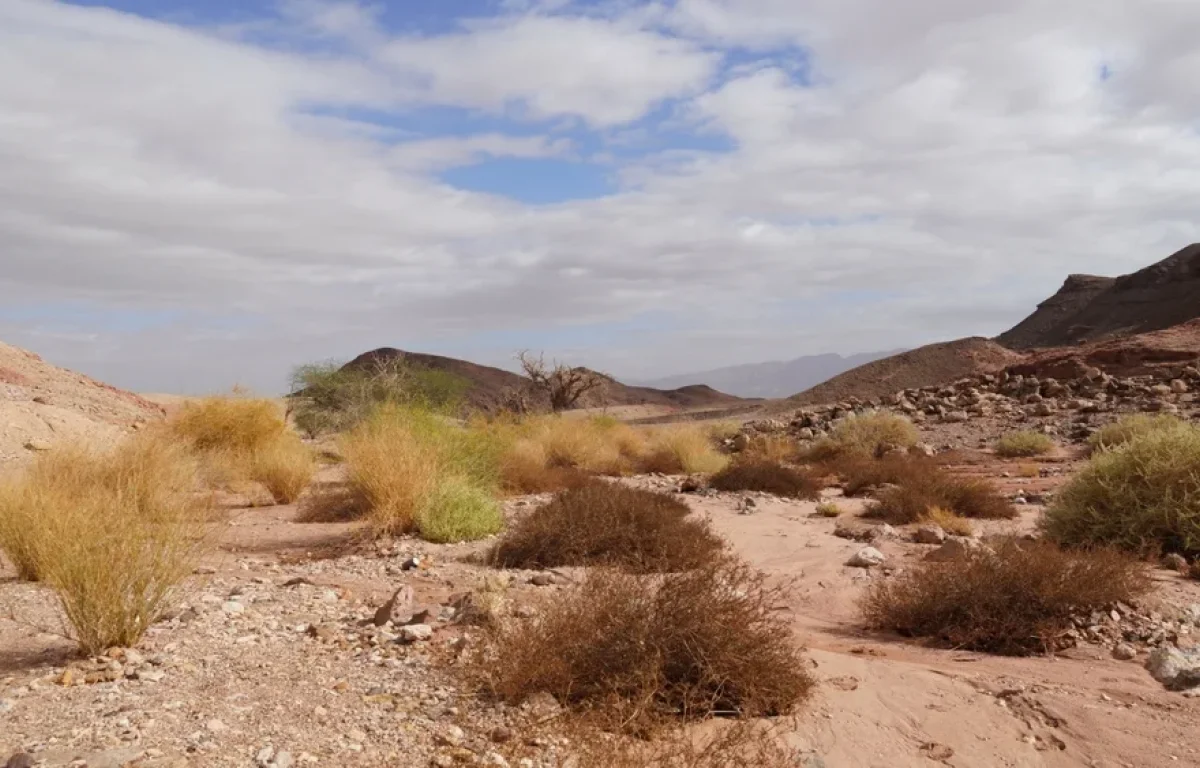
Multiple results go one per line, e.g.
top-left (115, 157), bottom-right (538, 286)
top-left (517, 350), bottom-right (606, 413)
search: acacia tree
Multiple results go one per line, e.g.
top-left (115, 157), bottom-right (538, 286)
top-left (517, 351), bottom-right (606, 413)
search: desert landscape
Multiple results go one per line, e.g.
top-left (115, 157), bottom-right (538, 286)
top-left (3, 245), bottom-right (1200, 768)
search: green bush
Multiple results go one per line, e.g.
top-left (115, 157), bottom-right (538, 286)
top-left (804, 412), bottom-right (919, 460)
top-left (1087, 414), bottom-right (1185, 453)
top-left (1044, 422), bottom-right (1200, 555)
top-left (994, 430), bottom-right (1054, 458)
top-left (416, 476), bottom-right (504, 543)
top-left (289, 358), bottom-right (469, 436)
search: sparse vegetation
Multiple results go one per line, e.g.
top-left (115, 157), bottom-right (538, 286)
top-left (741, 435), bottom-right (797, 463)
top-left (166, 395), bottom-right (315, 503)
top-left (0, 436), bottom-right (207, 652)
top-left (807, 411), bottom-right (919, 460)
top-left (866, 464), bottom-right (1015, 523)
top-left (415, 475), bottom-right (504, 543)
top-left (641, 425), bottom-right (729, 475)
top-left (470, 557), bottom-right (814, 732)
top-left (314, 404), bottom-right (503, 539)
top-left (920, 505), bottom-right (974, 536)
top-left (709, 458), bottom-right (821, 500)
top-left (994, 430), bottom-right (1054, 458)
top-left (815, 500), bottom-right (844, 517)
top-left (288, 357), bottom-right (469, 437)
top-left (490, 483), bottom-right (724, 573)
top-left (518, 350), bottom-right (606, 413)
top-left (1044, 421), bottom-right (1200, 555)
top-left (1016, 462), bottom-right (1041, 478)
top-left (834, 454), bottom-right (927, 497)
top-left (1087, 413), bottom-right (1185, 453)
top-left (861, 538), bottom-right (1150, 655)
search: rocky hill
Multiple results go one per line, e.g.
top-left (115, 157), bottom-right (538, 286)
top-left (0, 340), bottom-right (164, 467)
top-left (634, 349), bottom-right (903, 398)
top-left (344, 348), bottom-right (744, 412)
top-left (788, 338), bottom-right (1024, 405)
top-left (998, 243), bottom-right (1200, 349)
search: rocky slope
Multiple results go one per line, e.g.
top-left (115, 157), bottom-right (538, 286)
top-left (789, 338), bottom-right (1024, 405)
top-left (0, 340), bottom-right (164, 468)
top-left (998, 243), bottom-right (1200, 349)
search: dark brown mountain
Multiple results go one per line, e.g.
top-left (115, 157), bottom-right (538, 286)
top-left (998, 243), bottom-right (1200, 349)
top-left (343, 348), bottom-right (744, 412)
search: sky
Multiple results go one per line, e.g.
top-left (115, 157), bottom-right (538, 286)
top-left (2, 0), bottom-right (1198, 394)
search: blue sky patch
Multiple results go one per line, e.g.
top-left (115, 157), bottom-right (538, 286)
top-left (439, 156), bottom-right (614, 204)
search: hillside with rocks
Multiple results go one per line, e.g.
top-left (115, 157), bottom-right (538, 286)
top-left (344, 348), bottom-right (744, 412)
top-left (789, 338), bottom-right (1024, 405)
top-left (635, 349), bottom-right (904, 398)
top-left (0, 340), bottom-right (163, 468)
top-left (998, 243), bottom-right (1200, 349)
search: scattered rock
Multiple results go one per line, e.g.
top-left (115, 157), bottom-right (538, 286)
top-left (924, 537), bottom-right (985, 562)
top-left (529, 572), bottom-right (556, 587)
top-left (1146, 646), bottom-right (1200, 691)
top-left (399, 624), bottom-right (433, 644)
top-left (374, 585), bottom-right (415, 626)
top-left (1162, 553), bottom-right (1189, 573)
top-left (5, 753), bottom-right (34, 768)
top-left (913, 525), bottom-right (947, 544)
top-left (846, 547), bottom-right (886, 568)
top-left (1113, 643), bottom-right (1138, 661)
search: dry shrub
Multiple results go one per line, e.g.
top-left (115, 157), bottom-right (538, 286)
top-left (862, 537), bottom-right (1150, 655)
top-left (867, 466), bottom-right (1015, 524)
top-left (1044, 422), bottom-right (1200, 555)
top-left (815, 411), bottom-right (919, 459)
top-left (815, 501), bottom-right (843, 518)
top-left (921, 506), bottom-right (974, 537)
top-left (0, 436), bottom-right (207, 652)
top-left (709, 458), bottom-right (821, 500)
top-left (490, 483), bottom-right (723, 573)
top-left (1191, 560), bottom-right (1200, 581)
top-left (499, 439), bottom-right (594, 494)
top-left (166, 395), bottom-right (314, 503)
top-left (1016, 463), bottom-right (1041, 478)
top-left (641, 426), bottom-right (728, 475)
top-left (1087, 413), bottom-right (1185, 453)
top-left (832, 454), bottom-right (929, 497)
top-left (742, 435), bottom-right (798, 464)
top-left (994, 430), bottom-right (1054, 458)
top-left (319, 405), bottom-right (502, 539)
top-left (470, 558), bottom-right (813, 732)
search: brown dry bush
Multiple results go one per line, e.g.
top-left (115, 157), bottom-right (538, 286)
top-left (861, 463), bottom-right (1015, 524)
top-left (469, 558), bottom-right (814, 733)
top-left (708, 458), bottom-right (821, 500)
top-left (831, 454), bottom-right (932, 497)
top-left (861, 537), bottom-right (1150, 655)
top-left (489, 483), bottom-right (724, 573)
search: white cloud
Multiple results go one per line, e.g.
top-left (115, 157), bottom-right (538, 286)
top-left (2, 0), bottom-right (1200, 392)
top-left (378, 15), bottom-right (718, 126)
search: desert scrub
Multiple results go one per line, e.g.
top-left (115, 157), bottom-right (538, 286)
top-left (815, 501), bottom-right (844, 517)
top-left (288, 357), bottom-right (468, 437)
top-left (1044, 422), bottom-right (1200, 555)
top-left (308, 404), bottom-right (503, 540)
top-left (806, 411), bottom-right (919, 460)
top-left (994, 430), bottom-right (1054, 458)
top-left (166, 395), bottom-right (315, 503)
top-left (920, 506), bottom-right (974, 537)
top-left (866, 462), bottom-right (1015, 523)
top-left (709, 458), bottom-right (822, 500)
top-left (640, 425), bottom-right (728, 474)
top-left (490, 483), bottom-right (724, 573)
top-left (0, 436), bottom-right (207, 652)
top-left (469, 557), bottom-right (814, 733)
top-left (1087, 413), bottom-right (1185, 453)
top-left (862, 538), bottom-right (1149, 655)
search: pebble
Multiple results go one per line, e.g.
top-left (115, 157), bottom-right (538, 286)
top-left (399, 624), bottom-right (433, 643)
top-left (1112, 643), bottom-right (1138, 661)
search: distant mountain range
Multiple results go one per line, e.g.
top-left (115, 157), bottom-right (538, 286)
top-left (634, 350), bottom-right (904, 399)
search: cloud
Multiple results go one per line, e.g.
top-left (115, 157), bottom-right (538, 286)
top-left (1, 0), bottom-right (1199, 393)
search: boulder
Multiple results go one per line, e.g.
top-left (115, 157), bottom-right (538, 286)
top-left (1146, 646), bottom-right (1200, 691)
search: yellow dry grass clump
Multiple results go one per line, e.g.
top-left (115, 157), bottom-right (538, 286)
top-left (318, 405), bottom-right (504, 541)
top-left (0, 434), bottom-right (208, 653)
top-left (920, 505), bottom-right (974, 536)
top-left (166, 395), bottom-right (315, 503)
top-left (495, 416), bottom-right (727, 493)
top-left (994, 430), bottom-right (1054, 458)
top-left (803, 411), bottom-right (920, 461)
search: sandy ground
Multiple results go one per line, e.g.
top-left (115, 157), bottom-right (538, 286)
top-left (2, 432), bottom-right (1200, 767)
